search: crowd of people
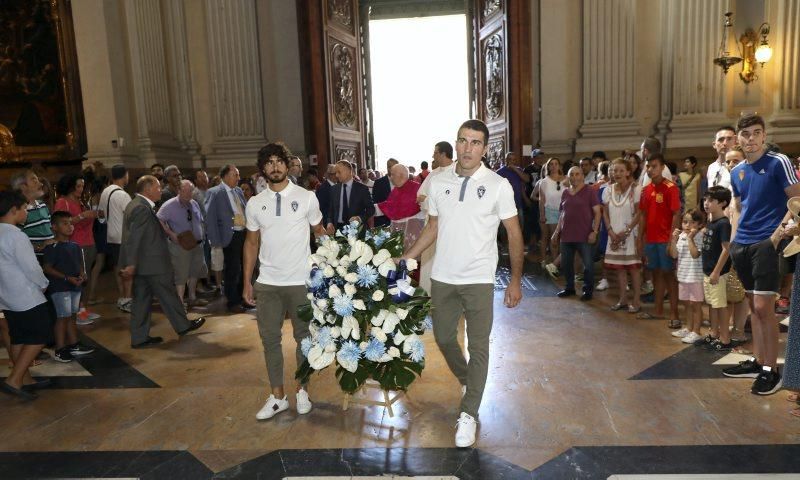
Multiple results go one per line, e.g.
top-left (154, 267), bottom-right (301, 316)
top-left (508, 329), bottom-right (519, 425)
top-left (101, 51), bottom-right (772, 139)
top-left (2, 113), bottom-right (800, 431)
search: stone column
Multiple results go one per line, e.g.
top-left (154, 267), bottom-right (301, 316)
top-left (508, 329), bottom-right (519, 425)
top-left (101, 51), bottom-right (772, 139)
top-left (576, 0), bottom-right (641, 153)
top-left (665, 0), bottom-right (731, 147)
top-left (204, 0), bottom-right (268, 166)
top-left (768, 0), bottom-right (800, 141)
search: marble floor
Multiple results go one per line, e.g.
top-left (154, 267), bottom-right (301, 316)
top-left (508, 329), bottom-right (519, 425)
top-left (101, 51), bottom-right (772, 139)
top-left (2, 259), bottom-right (800, 479)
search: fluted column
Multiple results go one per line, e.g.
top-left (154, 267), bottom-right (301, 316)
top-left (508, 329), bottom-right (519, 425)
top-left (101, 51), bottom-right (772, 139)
top-left (768, 0), bottom-right (800, 140)
top-left (576, 0), bottom-right (641, 152)
top-left (164, 0), bottom-right (201, 164)
top-left (204, 0), bottom-right (267, 165)
top-left (124, 0), bottom-right (182, 161)
top-left (665, 0), bottom-right (731, 147)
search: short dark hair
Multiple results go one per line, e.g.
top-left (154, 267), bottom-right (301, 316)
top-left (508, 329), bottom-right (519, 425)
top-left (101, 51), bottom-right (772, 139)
top-left (336, 160), bottom-right (353, 171)
top-left (458, 119), bottom-right (490, 144)
top-left (592, 151), bottom-right (607, 160)
top-left (50, 210), bottom-right (71, 224)
top-left (421, 161), bottom-right (429, 169)
top-left (646, 152), bottom-right (665, 165)
top-left (717, 125), bottom-right (736, 136)
top-left (0, 190), bottom-right (27, 217)
top-left (111, 164), bottom-right (127, 180)
top-left (435, 141), bottom-right (453, 159)
top-left (151, 163), bottom-right (165, 171)
top-left (579, 156), bottom-right (592, 165)
top-left (737, 113), bottom-right (766, 132)
top-left (257, 142), bottom-right (291, 173)
top-left (598, 161), bottom-right (610, 177)
top-left (684, 155), bottom-right (697, 166)
top-left (642, 136), bottom-right (662, 154)
top-left (219, 164), bottom-right (238, 178)
top-left (703, 185), bottom-right (732, 209)
top-left (56, 174), bottom-right (83, 197)
top-left (136, 175), bottom-right (159, 193)
top-left (684, 208), bottom-right (705, 225)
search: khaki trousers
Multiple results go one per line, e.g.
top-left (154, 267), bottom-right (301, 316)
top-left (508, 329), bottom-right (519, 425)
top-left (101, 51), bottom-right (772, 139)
top-left (253, 283), bottom-right (309, 388)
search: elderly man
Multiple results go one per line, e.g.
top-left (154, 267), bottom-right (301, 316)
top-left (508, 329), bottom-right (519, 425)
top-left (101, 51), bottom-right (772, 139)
top-left (157, 180), bottom-right (208, 307)
top-left (288, 156), bottom-right (303, 184)
top-left (376, 164), bottom-right (420, 221)
top-left (316, 164), bottom-right (337, 227)
top-left (372, 158), bottom-right (398, 227)
top-left (10, 170), bottom-right (55, 258)
top-left (158, 165), bottom-right (182, 209)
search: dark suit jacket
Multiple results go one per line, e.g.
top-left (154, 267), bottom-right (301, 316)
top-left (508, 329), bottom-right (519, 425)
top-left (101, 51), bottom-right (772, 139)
top-left (316, 180), bottom-right (335, 226)
top-left (204, 184), bottom-right (246, 248)
top-left (328, 180), bottom-right (375, 226)
top-left (119, 195), bottom-right (172, 276)
top-left (371, 175), bottom-right (392, 227)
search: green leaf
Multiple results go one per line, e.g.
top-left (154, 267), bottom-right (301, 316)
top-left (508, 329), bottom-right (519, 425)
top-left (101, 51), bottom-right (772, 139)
top-left (295, 360), bottom-right (313, 384)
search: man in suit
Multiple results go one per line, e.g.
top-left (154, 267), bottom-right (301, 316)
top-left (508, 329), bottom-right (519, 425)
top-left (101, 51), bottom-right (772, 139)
top-left (315, 164), bottom-right (337, 227)
top-left (371, 158), bottom-right (398, 227)
top-left (205, 164), bottom-right (250, 312)
top-left (119, 176), bottom-right (205, 348)
top-left (326, 160), bottom-right (375, 233)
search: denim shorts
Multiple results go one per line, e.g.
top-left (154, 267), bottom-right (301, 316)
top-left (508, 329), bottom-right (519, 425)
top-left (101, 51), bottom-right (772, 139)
top-left (544, 206), bottom-right (560, 224)
top-left (50, 290), bottom-right (82, 318)
top-left (644, 243), bottom-right (673, 271)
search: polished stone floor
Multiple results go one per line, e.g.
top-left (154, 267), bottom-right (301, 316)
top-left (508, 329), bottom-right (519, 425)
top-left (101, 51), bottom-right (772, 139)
top-left (2, 260), bottom-right (800, 479)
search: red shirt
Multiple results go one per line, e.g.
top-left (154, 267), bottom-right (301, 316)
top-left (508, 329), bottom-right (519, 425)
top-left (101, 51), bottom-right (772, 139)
top-left (54, 197), bottom-right (95, 247)
top-left (379, 180), bottom-right (421, 220)
top-left (639, 179), bottom-right (680, 243)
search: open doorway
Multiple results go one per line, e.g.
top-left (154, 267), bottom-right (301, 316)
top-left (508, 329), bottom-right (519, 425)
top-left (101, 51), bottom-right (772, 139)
top-left (367, 14), bottom-right (470, 174)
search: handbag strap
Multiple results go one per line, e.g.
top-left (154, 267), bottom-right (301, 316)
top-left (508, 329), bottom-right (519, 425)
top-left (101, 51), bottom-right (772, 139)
top-left (105, 187), bottom-right (122, 221)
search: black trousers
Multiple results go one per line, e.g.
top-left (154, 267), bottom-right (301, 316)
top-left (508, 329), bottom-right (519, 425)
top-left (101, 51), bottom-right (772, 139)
top-left (224, 230), bottom-right (246, 307)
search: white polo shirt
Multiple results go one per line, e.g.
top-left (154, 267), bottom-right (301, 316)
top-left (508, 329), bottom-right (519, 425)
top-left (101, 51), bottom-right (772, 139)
top-left (707, 159), bottom-right (732, 190)
top-left (428, 163), bottom-right (517, 284)
top-left (245, 182), bottom-right (323, 286)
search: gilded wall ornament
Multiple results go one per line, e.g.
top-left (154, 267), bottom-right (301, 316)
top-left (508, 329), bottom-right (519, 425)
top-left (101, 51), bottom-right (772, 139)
top-left (336, 144), bottom-right (357, 165)
top-left (331, 43), bottom-right (356, 128)
top-left (483, 0), bottom-right (501, 20)
top-left (329, 0), bottom-right (353, 27)
top-left (484, 34), bottom-right (504, 120)
top-left (487, 138), bottom-right (505, 168)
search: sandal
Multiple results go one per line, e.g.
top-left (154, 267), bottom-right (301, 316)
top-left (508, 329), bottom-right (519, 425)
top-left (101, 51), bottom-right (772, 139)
top-left (636, 312), bottom-right (662, 320)
top-left (627, 305), bottom-right (641, 314)
top-left (667, 319), bottom-right (682, 329)
top-left (610, 303), bottom-right (627, 311)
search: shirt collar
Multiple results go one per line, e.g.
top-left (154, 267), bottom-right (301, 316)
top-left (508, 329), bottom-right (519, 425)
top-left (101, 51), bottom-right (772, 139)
top-left (450, 162), bottom-right (487, 180)
top-left (266, 182), bottom-right (295, 196)
top-left (223, 182), bottom-right (237, 193)
top-left (136, 193), bottom-right (156, 208)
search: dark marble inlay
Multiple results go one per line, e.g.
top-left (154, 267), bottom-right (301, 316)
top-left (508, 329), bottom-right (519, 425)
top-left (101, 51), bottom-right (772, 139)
top-left (2, 334), bottom-right (159, 389)
top-left (629, 344), bottom-right (734, 380)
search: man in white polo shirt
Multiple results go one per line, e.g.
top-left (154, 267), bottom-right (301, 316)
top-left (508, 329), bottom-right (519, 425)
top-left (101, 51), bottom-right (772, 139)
top-left (242, 142), bottom-right (325, 421)
top-left (403, 119), bottom-right (524, 448)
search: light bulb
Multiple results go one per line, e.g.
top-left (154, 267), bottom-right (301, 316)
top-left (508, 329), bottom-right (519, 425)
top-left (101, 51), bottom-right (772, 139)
top-left (755, 44), bottom-right (773, 64)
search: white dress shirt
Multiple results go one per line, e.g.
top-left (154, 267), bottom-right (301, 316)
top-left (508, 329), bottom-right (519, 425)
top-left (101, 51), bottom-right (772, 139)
top-left (0, 223), bottom-right (48, 311)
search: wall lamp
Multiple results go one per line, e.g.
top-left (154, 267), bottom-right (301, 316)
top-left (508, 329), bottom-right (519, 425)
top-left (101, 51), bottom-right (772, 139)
top-left (713, 12), bottom-right (772, 84)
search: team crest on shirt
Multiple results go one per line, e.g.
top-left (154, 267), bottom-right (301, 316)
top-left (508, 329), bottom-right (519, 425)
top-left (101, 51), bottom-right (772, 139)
top-left (477, 186), bottom-right (486, 198)
top-left (262, 206), bottom-right (267, 211)
top-left (445, 189), bottom-right (450, 195)
top-left (291, 201), bottom-right (299, 212)
top-left (739, 170), bottom-right (745, 181)
top-left (655, 193), bottom-right (663, 203)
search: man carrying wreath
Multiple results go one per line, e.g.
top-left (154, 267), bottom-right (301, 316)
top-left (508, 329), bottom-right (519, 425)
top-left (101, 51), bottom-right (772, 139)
top-left (243, 142), bottom-right (326, 421)
top-left (402, 119), bottom-right (524, 447)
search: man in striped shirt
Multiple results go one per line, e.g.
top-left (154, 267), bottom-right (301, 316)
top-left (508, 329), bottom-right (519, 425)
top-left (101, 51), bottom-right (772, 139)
top-left (11, 170), bottom-right (55, 258)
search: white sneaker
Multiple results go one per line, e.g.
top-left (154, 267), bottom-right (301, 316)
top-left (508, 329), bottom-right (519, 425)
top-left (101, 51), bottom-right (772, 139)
top-left (455, 412), bottom-right (477, 448)
top-left (682, 331), bottom-right (703, 344)
top-left (596, 278), bottom-right (609, 291)
top-left (642, 281), bottom-right (654, 294)
top-left (296, 388), bottom-right (312, 415)
top-left (545, 263), bottom-right (560, 278)
top-left (117, 298), bottom-right (132, 313)
top-left (461, 385), bottom-right (467, 398)
top-left (671, 328), bottom-right (690, 338)
top-left (256, 394), bottom-right (289, 420)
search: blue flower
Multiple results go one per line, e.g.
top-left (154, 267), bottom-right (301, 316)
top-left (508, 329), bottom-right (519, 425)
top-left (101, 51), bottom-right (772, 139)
top-left (317, 326), bottom-right (334, 349)
top-left (356, 264), bottom-right (379, 288)
top-left (339, 221), bottom-right (360, 238)
top-left (301, 337), bottom-right (313, 357)
top-left (422, 316), bottom-right (433, 331)
top-left (364, 337), bottom-right (386, 362)
top-left (406, 338), bottom-right (425, 363)
top-left (338, 340), bottom-right (362, 364)
top-left (332, 294), bottom-right (355, 317)
top-left (307, 268), bottom-right (325, 290)
top-left (372, 230), bottom-right (390, 247)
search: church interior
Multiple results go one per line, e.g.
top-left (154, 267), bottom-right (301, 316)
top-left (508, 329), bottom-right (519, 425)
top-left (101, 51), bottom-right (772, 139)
top-left (2, 0), bottom-right (800, 478)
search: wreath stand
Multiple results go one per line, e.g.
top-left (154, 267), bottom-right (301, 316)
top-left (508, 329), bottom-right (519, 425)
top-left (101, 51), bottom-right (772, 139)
top-left (342, 379), bottom-right (405, 417)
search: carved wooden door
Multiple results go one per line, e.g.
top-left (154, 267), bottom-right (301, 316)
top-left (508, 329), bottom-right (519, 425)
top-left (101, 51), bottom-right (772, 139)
top-left (298, 0), bottom-right (367, 172)
top-left (473, 0), bottom-right (531, 165)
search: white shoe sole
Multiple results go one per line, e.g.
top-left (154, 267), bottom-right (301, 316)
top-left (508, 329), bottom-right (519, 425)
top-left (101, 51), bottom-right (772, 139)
top-left (297, 403), bottom-right (312, 415)
top-left (256, 404), bottom-right (288, 420)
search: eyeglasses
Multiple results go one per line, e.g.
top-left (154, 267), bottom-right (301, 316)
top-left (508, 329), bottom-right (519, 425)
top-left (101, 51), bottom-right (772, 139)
top-left (187, 208), bottom-right (192, 222)
top-left (556, 182), bottom-right (561, 190)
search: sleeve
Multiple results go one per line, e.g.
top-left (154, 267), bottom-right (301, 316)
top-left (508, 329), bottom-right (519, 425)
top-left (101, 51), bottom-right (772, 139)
top-left (497, 179), bottom-right (518, 220)
top-left (17, 234), bottom-right (48, 289)
top-left (775, 155), bottom-right (800, 189)
top-left (42, 244), bottom-right (56, 267)
top-left (204, 190), bottom-right (222, 246)
top-left (121, 205), bottom-right (148, 267)
top-left (307, 192), bottom-right (323, 226)
top-left (601, 186), bottom-right (610, 205)
top-left (156, 201), bottom-right (169, 222)
top-left (245, 199), bottom-right (260, 232)
top-left (362, 185), bottom-right (375, 219)
top-left (639, 187), bottom-right (648, 211)
top-left (427, 182), bottom-right (440, 217)
top-left (590, 187), bottom-right (601, 207)
top-left (54, 197), bottom-right (70, 214)
top-left (719, 220), bottom-right (732, 243)
top-left (633, 185), bottom-right (642, 203)
top-left (669, 185), bottom-right (681, 212)
top-left (730, 168), bottom-right (740, 198)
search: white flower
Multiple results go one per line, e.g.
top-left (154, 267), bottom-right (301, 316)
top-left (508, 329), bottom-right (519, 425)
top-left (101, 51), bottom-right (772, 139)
top-left (395, 307), bottom-right (408, 320)
top-left (336, 266), bottom-right (348, 277)
top-left (348, 241), bottom-right (367, 261)
top-left (339, 256), bottom-right (352, 268)
top-left (344, 272), bottom-right (359, 284)
top-left (309, 323), bottom-right (319, 336)
top-left (371, 326), bottom-right (388, 343)
top-left (316, 299), bottom-right (329, 310)
top-left (316, 246), bottom-right (331, 259)
top-left (402, 334), bottom-right (420, 354)
top-left (312, 308), bottom-right (324, 321)
top-left (378, 259), bottom-right (396, 277)
top-left (372, 290), bottom-right (385, 302)
top-left (344, 283), bottom-right (357, 296)
top-left (326, 314), bottom-right (336, 324)
top-left (342, 315), bottom-right (360, 340)
top-left (307, 345), bottom-right (335, 370)
top-left (337, 349), bottom-right (359, 373)
top-left (372, 249), bottom-right (391, 267)
top-left (352, 299), bottom-right (366, 310)
top-left (357, 247), bottom-right (374, 266)
top-left (393, 331), bottom-right (406, 345)
top-left (370, 313), bottom-right (384, 327)
top-left (328, 284), bottom-right (341, 298)
top-left (359, 341), bottom-right (368, 351)
top-left (330, 259), bottom-right (340, 268)
top-left (405, 258), bottom-right (418, 271)
top-left (378, 353), bottom-right (392, 363)
top-left (308, 254), bottom-right (326, 267)
top-left (388, 346), bottom-right (400, 358)
top-left (324, 342), bottom-right (337, 353)
top-left (306, 293), bottom-right (314, 300)
top-left (323, 266), bottom-right (335, 278)
top-left (388, 287), bottom-right (399, 295)
top-left (330, 326), bottom-right (341, 338)
top-left (382, 312), bottom-right (400, 334)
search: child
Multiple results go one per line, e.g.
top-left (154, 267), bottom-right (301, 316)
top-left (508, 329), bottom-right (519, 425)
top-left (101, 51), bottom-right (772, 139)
top-left (42, 211), bottom-right (95, 362)
top-left (0, 191), bottom-right (52, 400)
top-left (700, 186), bottom-right (733, 351)
top-left (669, 209), bottom-right (705, 343)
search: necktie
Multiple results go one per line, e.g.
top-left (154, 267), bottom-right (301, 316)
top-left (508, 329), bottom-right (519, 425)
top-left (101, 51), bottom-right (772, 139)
top-left (342, 183), bottom-right (349, 223)
top-left (230, 190), bottom-right (245, 227)
top-left (275, 192), bottom-right (281, 216)
top-left (458, 176), bottom-right (469, 202)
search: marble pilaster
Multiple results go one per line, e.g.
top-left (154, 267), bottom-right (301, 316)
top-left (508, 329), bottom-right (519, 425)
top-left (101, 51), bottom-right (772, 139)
top-left (768, 0), bottom-right (800, 141)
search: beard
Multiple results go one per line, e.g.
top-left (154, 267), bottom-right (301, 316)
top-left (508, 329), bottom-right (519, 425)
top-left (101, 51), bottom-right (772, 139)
top-left (267, 171), bottom-right (288, 184)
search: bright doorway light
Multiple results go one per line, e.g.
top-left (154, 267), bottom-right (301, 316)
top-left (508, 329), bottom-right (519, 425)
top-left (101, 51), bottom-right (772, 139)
top-left (368, 14), bottom-right (469, 174)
